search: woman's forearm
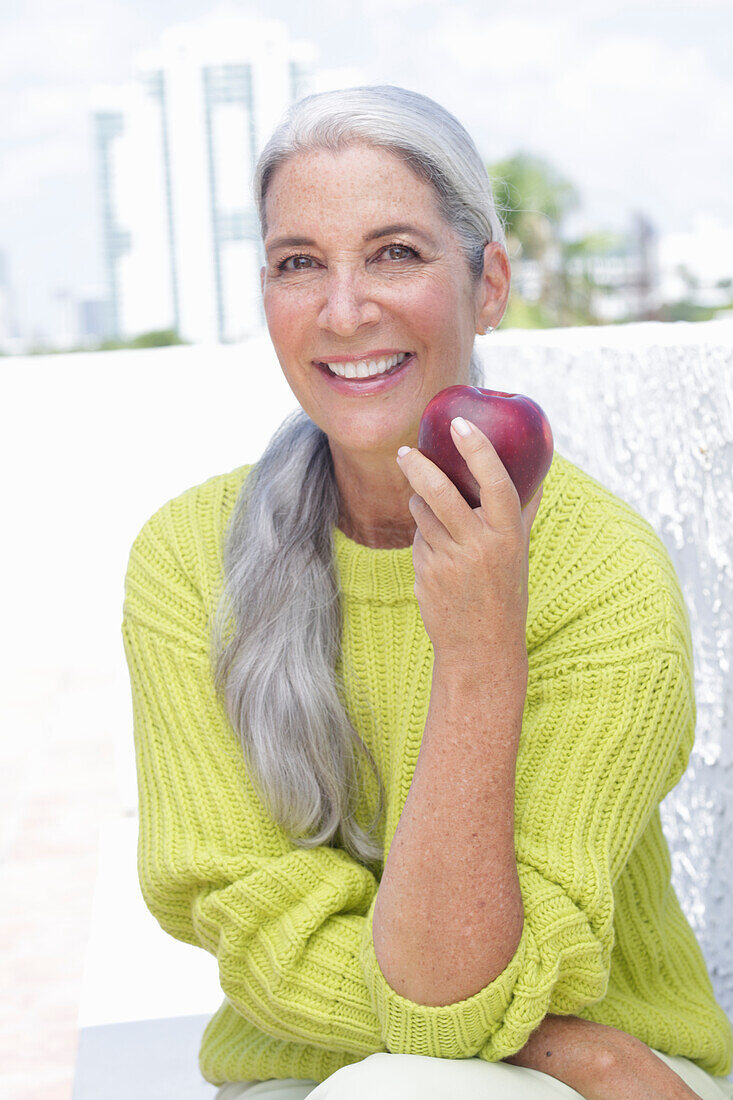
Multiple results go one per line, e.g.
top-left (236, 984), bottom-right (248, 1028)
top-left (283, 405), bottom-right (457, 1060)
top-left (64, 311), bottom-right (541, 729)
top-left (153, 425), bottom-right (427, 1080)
top-left (506, 1015), bottom-right (702, 1100)
top-left (505, 1015), bottom-right (616, 1095)
top-left (372, 655), bottom-right (526, 1006)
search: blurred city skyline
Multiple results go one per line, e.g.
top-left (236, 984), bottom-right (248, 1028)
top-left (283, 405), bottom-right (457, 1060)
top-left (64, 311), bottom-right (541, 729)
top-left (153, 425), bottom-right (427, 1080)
top-left (2, 0), bottom-right (733, 349)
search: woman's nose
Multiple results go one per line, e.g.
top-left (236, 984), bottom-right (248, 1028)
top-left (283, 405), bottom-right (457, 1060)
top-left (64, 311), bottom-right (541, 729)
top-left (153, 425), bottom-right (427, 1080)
top-left (317, 268), bottom-right (380, 335)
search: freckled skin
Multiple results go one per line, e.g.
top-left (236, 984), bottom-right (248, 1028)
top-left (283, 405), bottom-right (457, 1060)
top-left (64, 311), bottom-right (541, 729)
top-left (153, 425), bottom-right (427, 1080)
top-left (260, 144), bottom-right (510, 548)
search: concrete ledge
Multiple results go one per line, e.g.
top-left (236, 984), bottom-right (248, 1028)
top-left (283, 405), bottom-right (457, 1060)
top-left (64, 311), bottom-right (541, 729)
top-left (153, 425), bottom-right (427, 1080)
top-left (73, 1015), bottom-right (217, 1099)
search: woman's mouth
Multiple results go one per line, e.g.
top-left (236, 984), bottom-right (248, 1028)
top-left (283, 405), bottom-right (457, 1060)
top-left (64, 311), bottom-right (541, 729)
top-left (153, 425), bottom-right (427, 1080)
top-left (315, 352), bottom-right (416, 393)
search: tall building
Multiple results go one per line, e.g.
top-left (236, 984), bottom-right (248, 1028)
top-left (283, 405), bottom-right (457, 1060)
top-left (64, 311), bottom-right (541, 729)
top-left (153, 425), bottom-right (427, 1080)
top-left (91, 14), bottom-right (316, 345)
top-left (91, 80), bottom-right (173, 342)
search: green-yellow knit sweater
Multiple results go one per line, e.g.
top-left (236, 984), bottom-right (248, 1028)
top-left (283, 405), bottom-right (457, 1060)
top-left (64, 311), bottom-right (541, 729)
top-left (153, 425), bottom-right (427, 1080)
top-left (121, 449), bottom-right (732, 1087)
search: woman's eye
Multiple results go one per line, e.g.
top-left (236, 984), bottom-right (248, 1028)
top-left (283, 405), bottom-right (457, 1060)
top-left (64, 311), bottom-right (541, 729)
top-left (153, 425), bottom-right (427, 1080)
top-left (383, 244), bottom-right (418, 261)
top-left (278, 255), bottom-right (313, 272)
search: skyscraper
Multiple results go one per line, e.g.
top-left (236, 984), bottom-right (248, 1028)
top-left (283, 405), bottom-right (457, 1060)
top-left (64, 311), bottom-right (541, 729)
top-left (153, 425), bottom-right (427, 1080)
top-left (91, 14), bottom-right (316, 345)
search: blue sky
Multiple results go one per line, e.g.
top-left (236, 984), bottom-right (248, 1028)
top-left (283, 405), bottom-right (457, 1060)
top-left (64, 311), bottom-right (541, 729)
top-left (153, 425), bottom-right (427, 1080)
top-left (2, 0), bottom-right (732, 340)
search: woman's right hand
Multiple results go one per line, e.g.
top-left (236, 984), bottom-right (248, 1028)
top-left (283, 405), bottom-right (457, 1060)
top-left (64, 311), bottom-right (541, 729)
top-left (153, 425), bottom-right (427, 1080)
top-left (395, 419), bottom-right (543, 677)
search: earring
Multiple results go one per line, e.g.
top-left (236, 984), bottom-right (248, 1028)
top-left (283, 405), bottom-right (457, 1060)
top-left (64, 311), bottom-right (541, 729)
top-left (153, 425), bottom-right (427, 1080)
top-left (483, 324), bottom-right (495, 335)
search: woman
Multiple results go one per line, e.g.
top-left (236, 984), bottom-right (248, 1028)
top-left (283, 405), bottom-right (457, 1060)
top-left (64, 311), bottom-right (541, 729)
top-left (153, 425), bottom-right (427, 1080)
top-left (121, 86), bottom-right (732, 1099)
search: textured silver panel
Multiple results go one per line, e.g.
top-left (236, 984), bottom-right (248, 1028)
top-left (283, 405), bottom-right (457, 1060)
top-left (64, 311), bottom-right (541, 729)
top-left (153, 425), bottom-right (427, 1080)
top-left (478, 320), bottom-right (733, 1021)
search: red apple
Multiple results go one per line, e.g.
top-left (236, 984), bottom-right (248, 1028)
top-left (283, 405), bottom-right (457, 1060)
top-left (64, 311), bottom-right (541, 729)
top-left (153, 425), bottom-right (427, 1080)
top-left (418, 385), bottom-right (554, 509)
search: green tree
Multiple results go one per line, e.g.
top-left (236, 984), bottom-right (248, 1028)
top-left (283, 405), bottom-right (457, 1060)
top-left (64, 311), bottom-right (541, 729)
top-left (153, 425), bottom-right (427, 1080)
top-left (488, 152), bottom-right (581, 321)
top-left (489, 152), bottom-right (580, 257)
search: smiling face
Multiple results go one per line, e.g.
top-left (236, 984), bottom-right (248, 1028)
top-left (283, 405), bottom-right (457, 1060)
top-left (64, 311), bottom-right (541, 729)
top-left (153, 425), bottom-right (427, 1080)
top-left (260, 142), bottom-right (508, 459)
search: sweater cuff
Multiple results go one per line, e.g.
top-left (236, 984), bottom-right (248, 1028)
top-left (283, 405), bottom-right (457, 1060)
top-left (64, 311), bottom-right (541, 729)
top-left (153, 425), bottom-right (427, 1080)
top-left (476, 860), bottom-right (611, 1060)
top-left (359, 892), bottom-right (526, 1058)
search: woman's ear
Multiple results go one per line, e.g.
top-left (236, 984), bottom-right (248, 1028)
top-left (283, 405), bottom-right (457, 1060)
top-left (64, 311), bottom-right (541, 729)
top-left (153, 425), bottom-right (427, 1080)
top-left (477, 242), bottom-right (511, 332)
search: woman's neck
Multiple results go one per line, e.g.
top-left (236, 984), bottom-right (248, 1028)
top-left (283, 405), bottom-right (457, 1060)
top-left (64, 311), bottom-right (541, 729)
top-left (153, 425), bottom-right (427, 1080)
top-left (331, 440), bottom-right (417, 549)
top-left (337, 511), bottom-right (416, 549)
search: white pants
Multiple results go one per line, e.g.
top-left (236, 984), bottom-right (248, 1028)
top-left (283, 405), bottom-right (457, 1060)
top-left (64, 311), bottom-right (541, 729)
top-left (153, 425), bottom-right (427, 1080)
top-left (215, 1049), bottom-right (733, 1100)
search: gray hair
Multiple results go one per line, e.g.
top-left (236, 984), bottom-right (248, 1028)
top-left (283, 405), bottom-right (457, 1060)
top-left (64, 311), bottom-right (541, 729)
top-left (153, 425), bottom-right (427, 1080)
top-left (210, 85), bottom-right (504, 866)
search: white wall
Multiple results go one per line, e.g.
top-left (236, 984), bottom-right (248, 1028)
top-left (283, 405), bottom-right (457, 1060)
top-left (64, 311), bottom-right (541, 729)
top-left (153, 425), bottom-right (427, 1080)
top-left (480, 319), bottom-right (733, 1016)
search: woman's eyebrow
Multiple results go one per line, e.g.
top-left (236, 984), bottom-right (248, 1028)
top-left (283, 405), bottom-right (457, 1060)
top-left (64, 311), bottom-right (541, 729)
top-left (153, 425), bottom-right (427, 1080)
top-left (265, 223), bottom-right (436, 254)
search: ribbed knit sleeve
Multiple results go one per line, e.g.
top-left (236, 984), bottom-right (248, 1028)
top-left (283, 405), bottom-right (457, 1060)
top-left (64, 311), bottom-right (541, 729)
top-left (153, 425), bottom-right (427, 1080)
top-left (357, 647), bottom-right (695, 1061)
top-left (122, 516), bottom-right (387, 1060)
top-left (482, 648), bottom-right (695, 1060)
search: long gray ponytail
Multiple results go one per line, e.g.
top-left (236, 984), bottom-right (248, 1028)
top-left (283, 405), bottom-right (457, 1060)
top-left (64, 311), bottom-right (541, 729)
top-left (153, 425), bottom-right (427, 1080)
top-left (210, 85), bottom-right (503, 866)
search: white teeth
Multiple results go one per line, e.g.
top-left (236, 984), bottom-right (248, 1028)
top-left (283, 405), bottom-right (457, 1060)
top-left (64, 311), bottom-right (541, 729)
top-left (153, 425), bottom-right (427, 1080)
top-left (324, 351), bottom-right (410, 378)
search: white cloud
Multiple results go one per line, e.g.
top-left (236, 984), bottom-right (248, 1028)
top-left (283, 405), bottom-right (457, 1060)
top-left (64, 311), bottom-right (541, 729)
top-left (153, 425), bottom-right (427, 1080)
top-left (378, 14), bottom-right (733, 231)
top-left (434, 12), bottom-right (580, 78)
top-left (310, 66), bottom-right (370, 93)
top-left (2, 135), bottom-right (87, 201)
top-left (0, 2), bottom-right (144, 84)
top-left (1, 86), bottom-right (82, 144)
top-left (0, 82), bottom-right (95, 202)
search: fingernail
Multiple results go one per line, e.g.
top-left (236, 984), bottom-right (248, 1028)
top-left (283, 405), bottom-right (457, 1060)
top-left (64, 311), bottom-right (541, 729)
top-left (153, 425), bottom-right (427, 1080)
top-left (397, 446), bottom-right (411, 458)
top-left (451, 416), bottom-right (471, 437)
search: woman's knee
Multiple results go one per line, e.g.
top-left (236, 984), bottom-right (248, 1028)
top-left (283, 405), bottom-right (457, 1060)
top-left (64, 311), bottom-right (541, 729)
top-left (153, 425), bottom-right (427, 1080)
top-left (307, 1051), bottom-right (591, 1100)
top-left (307, 1052), bottom-right (502, 1100)
top-left (307, 1054), bottom-right (396, 1099)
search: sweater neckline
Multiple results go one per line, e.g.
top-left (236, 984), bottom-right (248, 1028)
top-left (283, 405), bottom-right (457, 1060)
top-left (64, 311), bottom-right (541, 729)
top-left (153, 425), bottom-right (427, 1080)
top-left (329, 451), bottom-right (566, 603)
top-left (331, 525), bottom-right (415, 603)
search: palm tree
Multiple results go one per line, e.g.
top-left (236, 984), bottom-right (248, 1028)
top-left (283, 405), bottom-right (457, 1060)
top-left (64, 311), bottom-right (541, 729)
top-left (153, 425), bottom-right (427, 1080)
top-left (488, 152), bottom-right (580, 321)
top-left (489, 151), bottom-right (579, 245)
